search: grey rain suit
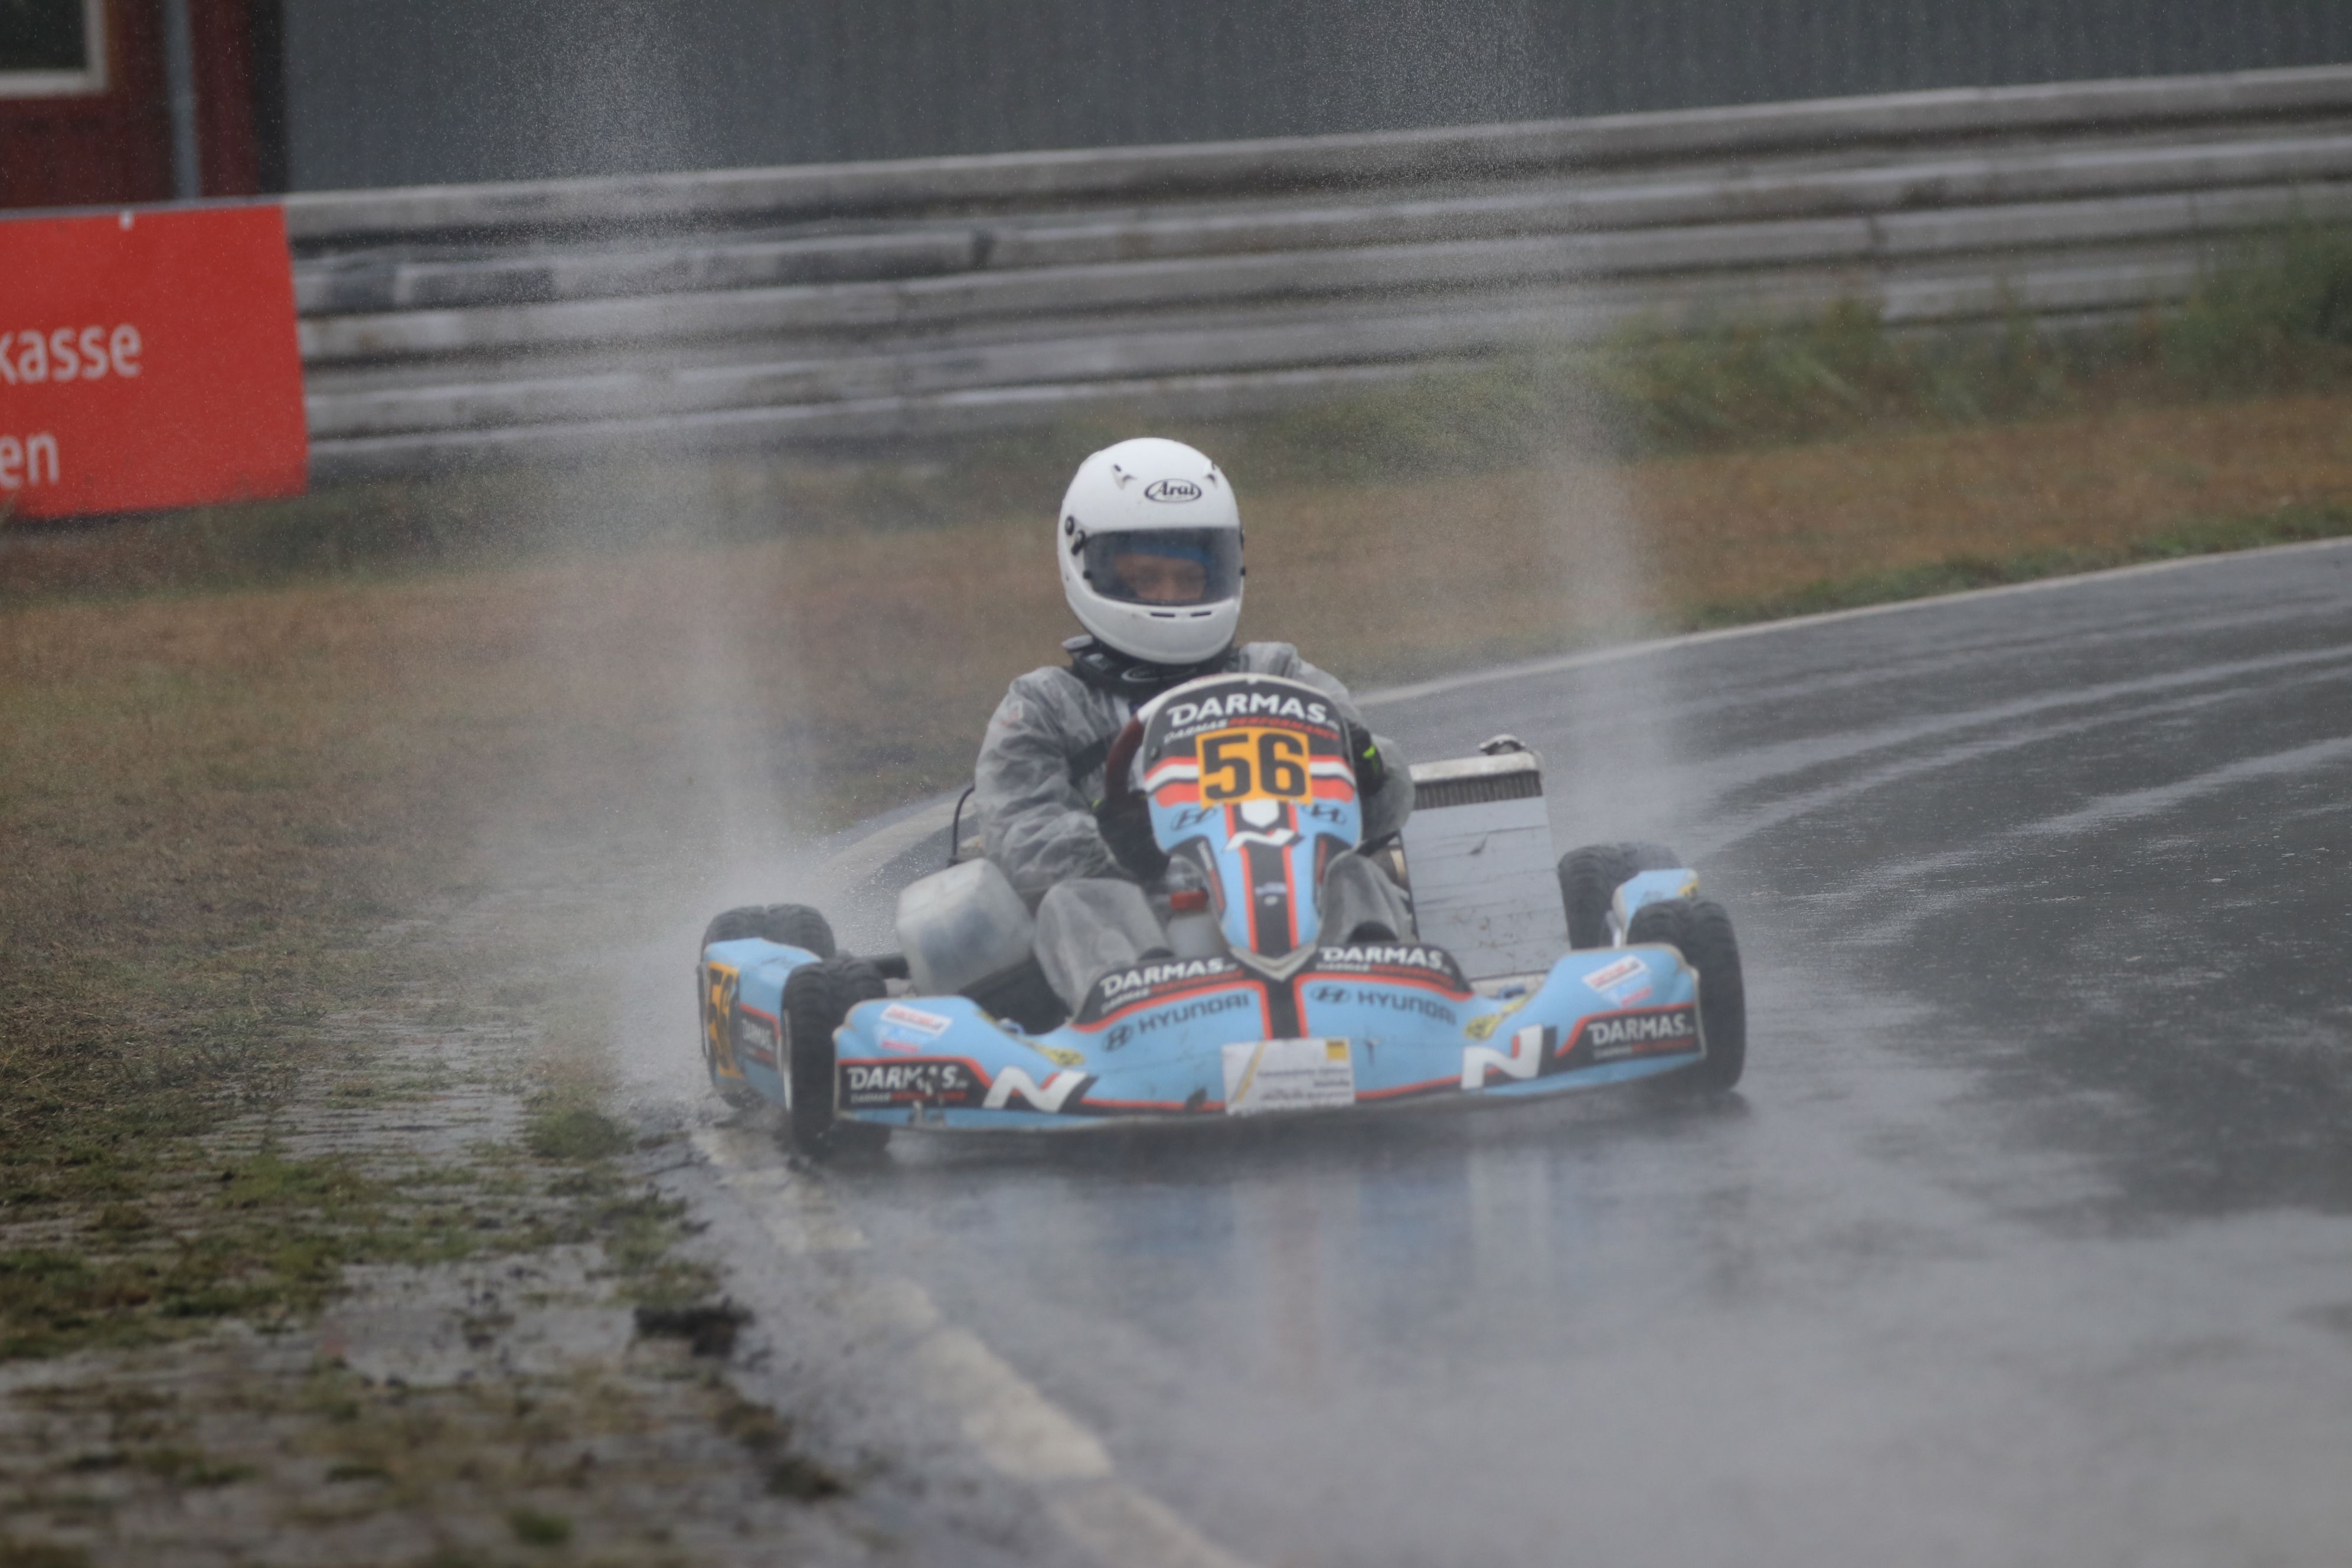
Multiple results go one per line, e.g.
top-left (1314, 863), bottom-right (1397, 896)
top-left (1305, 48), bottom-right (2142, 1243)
top-left (975, 641), bottom-right (1416, 1008)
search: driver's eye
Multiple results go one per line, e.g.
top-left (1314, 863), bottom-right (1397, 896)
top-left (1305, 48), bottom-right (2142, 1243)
top-left (1115, 555), bottom-right (1207, 602)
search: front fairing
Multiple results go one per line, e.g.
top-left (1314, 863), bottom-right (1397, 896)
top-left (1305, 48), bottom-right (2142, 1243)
top-left (831, 940), bottom-right (1710, 1131)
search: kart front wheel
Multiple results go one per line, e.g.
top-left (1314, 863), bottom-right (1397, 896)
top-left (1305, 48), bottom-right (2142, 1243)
top-left (702, 903), bottom-right (837, 957)
top-left (782, 955), bottom-right (889, 1156)
top-left (1559, 841), bottom-right (1683, 949)
top-left (1626, 896), bottom-right (1746, 1092)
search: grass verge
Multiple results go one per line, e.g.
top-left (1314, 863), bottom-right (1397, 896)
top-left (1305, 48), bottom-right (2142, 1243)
top-left (0, 1154), bottom-right (471, 1361)
top-left (1684, 502), bottom-right (2352, 626)
top-left (1243, 223), bottom-right (2352, 475)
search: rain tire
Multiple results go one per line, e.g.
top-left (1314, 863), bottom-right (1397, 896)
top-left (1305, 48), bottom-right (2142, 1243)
top-left (1558, 842), bottom-right (1684, 949)
top-left (701, 903), bottom-right (838, 958)
top-left (782, 955), bottom-right (889, 1156)
top-left (1625, 896), bottom-right (1746, 1093)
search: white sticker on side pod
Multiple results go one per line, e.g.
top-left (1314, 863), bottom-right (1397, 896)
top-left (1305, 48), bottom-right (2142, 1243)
top-left (1222, 1038), bottom-right (1355, 1116)
top-left (879, 1002), bottom-right (952, 1037)
top-left (1583, 955), bottom-right (1645, 994)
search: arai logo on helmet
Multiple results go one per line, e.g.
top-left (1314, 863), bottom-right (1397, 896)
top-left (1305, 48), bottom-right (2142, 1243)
top-left (1142, 478), bottom-right (1203, 504)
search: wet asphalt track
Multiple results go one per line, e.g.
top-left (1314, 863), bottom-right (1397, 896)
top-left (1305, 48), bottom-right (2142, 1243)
top-left (674, 541), bottom-right (2352, 1567)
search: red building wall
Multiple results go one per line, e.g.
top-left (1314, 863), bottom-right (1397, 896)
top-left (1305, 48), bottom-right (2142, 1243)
top-left (1, 0), bottom-right (264, 210)
top-left (190, 0), bottom-right (260, 196)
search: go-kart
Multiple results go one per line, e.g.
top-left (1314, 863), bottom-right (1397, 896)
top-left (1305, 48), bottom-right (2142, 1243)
top-left (697, 672), bottom-right (1745, 1151)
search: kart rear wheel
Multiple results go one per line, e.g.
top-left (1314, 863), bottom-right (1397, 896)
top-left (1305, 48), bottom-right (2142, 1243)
top-left (1625, 896), bottom-right (1746, 1092)
top-left (1559, 842), bottom-right (1683, 949)
top-left (782, 955), bottom-right (890, 1156)
top-left (701, 903), bottom-right (837, 958)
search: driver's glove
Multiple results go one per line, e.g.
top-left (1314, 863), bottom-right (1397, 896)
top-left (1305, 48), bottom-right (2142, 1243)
top-left (1346, 721), bottom-right (1389, 797)
top-left (1093, 795), bottom-right (1169, 882)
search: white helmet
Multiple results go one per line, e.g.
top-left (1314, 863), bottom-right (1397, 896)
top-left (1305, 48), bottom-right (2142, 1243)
top-left (1057, 437), bottom-right (1243, 665)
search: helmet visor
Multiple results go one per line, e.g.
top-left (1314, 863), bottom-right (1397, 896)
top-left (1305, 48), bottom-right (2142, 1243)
top-left (1080, 529), bottom-right (1242, 607)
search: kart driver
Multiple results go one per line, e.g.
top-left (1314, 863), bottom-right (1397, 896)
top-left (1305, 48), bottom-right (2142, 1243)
top-left (975, 436), bottom-right (1416, 1010)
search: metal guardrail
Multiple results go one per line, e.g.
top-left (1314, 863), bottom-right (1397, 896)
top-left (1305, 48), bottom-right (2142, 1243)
top-left (290, 64), bottom-right (2352, 481)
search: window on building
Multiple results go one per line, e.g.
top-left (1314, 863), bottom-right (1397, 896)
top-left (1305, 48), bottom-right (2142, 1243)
top-left (0, 0), bottom-right (105, 96)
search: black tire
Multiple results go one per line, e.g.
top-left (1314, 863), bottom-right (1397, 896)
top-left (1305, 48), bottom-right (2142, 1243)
top-left (1557, 841), bottom-right (1684, 949)
top-left (782, 955), bottom-right (888, 1155)
top-left (701, 903), bottom-right (837, 958)
top-left (1625, 896), bottom-right (1746, 1092)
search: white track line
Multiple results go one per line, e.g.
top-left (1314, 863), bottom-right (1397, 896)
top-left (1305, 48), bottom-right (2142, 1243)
top-left (1357, 534), bottom-right (2352, 708)
top-left (914, 1328), bottom-right (1116, 1481)
top-left (1048, 1482), bottom-right (1256, 1568)
top-left (690, 1126), bottom-right (1254, 1567)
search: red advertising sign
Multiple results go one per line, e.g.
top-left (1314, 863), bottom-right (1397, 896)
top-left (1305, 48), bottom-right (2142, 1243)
top-left (1, 205), bottom-right (307, 520)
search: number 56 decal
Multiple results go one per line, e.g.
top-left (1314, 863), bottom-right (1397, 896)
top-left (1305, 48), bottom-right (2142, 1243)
top-left (1197, 726), bottom-right (1311, 805)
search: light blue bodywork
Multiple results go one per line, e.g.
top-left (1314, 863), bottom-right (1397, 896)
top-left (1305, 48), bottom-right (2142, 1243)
top-left (718, 933), bottom-right (1710, 1131)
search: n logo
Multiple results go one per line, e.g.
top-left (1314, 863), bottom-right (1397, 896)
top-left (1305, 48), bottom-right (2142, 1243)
top-left (982, 1067), bottom-right (1094, 1112)
top-left (1462, 1024), bottom-right (1553, 1090)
